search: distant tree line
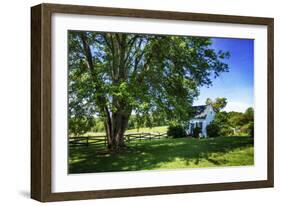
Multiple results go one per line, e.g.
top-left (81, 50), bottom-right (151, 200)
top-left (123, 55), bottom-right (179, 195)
top-left (69, 112), bottom-right (169, 135)
top-left (207, 107), bottom-right (254, 137)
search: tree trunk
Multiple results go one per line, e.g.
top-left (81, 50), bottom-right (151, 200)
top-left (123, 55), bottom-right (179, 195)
top-left (79, 33), bottom-right (132, 151)
top-left (105, 109), bottom-right (130, 151)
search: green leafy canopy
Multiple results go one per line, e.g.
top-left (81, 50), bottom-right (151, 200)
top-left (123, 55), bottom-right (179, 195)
top-left (68, 31), bottom-right (230, 135)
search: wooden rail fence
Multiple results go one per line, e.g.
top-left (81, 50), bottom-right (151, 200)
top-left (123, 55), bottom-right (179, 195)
top-left (69, 132), bottom-right (168, 147)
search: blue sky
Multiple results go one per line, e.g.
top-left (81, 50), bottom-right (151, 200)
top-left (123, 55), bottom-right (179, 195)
top-left (193, 37), bottom-right (254, 113)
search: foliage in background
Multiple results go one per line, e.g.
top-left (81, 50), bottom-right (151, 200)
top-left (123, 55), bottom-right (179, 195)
top-left (206, 122), bottom-right (220, 137)
top-left (128, 114), bottom-right (168, 130)
top-left (205, 97), bottom-right (228, 113)
top-left (91, 119), bottom-right (105, 133)
top-left (248, 121), bottom-right (254, 137)
top-left (167, 124), bottom-right (187, 138)
top-left (212, 107), bottom-right (254, 137)
top-left (69, 116), bottom-right (95, 136)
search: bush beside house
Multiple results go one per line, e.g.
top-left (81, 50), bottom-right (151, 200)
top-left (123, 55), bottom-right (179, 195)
top-left (192, 127), bottom-right (201, 138)
top-left (167, 124), bottom-right (187, 138)
top-left (206, 122), bottom-right (220, 137)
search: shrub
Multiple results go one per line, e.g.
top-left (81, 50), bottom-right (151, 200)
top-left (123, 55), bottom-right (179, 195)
top-left (206, 122), bottom-right (220, 137)
top-left (69, 116), bottom-right (95, 136)
top-left (192, 127), bottom-right (201, 138)
top-left (248, 121), bottom-right (254, 137)
top-left (92, 120), bottom-right (105, 132)
top-left (167, 124), bottom-right (187, 138)
top-left (219, 126), bottom-right (234, 136)
top-left (240, 124), bottom-right (249, 134)
top-left (240, 121), bottom-right (254, 137)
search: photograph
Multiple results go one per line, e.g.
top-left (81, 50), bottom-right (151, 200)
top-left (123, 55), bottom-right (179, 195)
top-left (30, 3), bottom-right (273, 202)
top-left (67, 31), bottom-right (254, 174)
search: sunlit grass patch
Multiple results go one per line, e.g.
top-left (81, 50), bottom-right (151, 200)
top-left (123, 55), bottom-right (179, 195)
top-left (69, 136), bottom-right (254, 173)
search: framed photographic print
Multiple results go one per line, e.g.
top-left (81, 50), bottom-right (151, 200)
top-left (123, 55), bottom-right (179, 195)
top-left (31, 3), bottom-right (274, 202)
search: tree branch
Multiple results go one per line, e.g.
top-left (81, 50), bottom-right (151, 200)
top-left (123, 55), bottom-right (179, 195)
top-left (78, 32), bottom-right (95, 77)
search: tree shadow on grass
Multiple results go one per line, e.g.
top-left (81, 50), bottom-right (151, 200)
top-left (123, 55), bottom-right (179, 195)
top-left (68, 136), bottom-right (254, 173)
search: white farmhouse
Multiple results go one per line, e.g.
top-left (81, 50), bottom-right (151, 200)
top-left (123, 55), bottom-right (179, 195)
top-left (187, 105), bottom-right (216, 138)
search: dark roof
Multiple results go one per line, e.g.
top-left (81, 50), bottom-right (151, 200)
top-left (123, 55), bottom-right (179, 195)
top-left (191, 105), bottom-right (208, 119)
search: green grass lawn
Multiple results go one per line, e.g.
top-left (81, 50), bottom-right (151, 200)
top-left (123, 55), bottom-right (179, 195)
top-left (126, 126), bottom-right (168, 133)
top-left (73, 126), bottom-right (168, 137)
top-left (69, 136), bottom-right (254, 173)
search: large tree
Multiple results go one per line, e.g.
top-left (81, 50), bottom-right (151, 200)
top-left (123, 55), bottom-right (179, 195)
top-left (68, 31), bottom-right (230, 151)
